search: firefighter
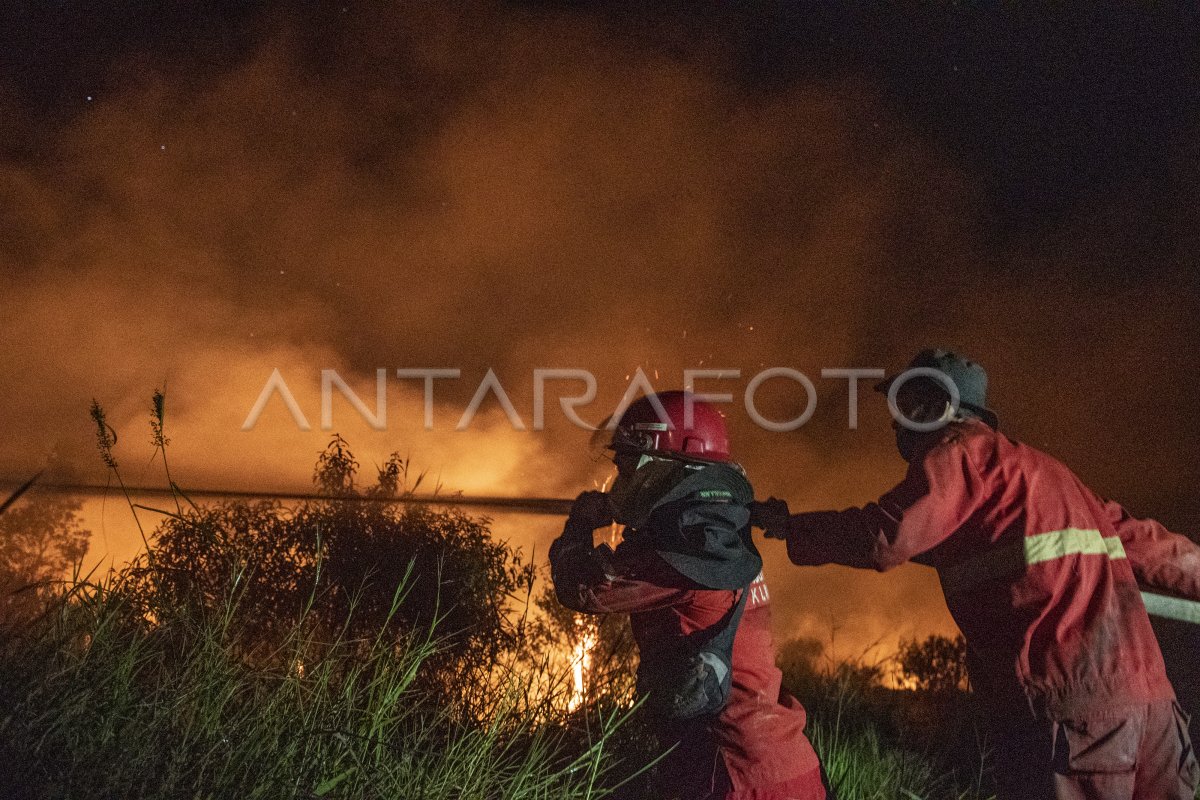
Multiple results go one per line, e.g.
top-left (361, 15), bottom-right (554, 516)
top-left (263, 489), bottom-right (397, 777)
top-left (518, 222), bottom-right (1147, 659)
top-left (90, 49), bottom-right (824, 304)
top-left (754, 349), bottom-right (1200, 800)
top-left (550, 390), bottom-right (828, 800)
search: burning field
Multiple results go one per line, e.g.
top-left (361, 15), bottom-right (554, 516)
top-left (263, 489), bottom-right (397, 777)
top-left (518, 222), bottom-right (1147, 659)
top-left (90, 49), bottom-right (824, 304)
top-left (1, 3), bottom-right (1199, 799)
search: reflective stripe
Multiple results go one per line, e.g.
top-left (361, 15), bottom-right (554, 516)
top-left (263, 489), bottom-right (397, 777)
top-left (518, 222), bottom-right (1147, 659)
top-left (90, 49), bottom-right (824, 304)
top-left (1025, 528), bottom-right (1125, 565)
top-left (1141, 592), bottom-right (1200, 625)
top-left (939, 528), bottom-right (1126, 596)
top-left (1105, 537), bottom-right (1127, 560)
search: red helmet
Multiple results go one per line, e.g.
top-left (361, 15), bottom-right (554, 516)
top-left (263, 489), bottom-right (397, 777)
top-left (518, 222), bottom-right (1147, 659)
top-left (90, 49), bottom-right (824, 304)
top-left (607, 390), bottom-right (730, 462)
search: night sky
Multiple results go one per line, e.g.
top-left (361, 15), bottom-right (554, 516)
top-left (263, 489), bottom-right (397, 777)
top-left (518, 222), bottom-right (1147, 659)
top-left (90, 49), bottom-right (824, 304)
top-left (2, 2), bottom-right (1198, 655)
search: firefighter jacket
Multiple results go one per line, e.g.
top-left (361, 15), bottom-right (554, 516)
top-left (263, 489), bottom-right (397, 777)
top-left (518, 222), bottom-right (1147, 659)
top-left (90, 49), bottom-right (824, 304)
top-left (784, 417), bottom-right (1200, 718)
top-left (550, 467), bottom-right (822, 795)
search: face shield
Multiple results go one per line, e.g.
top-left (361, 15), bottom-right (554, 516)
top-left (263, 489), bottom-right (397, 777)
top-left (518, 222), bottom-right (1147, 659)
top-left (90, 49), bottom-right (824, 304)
top-left (586, 418), bottom-right (632, 498)
top-left (589, 422), bottom-right (645, 490)
top-left (587, 418), bottom-right (686, 527)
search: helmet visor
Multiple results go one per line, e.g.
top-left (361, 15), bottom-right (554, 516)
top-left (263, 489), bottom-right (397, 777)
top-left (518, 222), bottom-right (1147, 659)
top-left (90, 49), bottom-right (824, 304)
top-left (588, 413), bottom-right (669, 463)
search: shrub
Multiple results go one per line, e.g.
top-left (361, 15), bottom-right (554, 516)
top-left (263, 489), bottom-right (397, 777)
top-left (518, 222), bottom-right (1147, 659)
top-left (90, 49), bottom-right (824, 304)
top-left (120, 436), bottom-right (533, 716)
top-left (896, 635), bottom-right (969, 695)
top-left (0, 492), bottom-right (90, 627)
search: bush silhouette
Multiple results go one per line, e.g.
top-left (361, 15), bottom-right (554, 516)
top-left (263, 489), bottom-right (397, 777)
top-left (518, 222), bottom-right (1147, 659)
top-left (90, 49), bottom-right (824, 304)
top-left (0, 493), bottom-right (90, 627)
top-left (123, 436), bottom-right (532, 707)
top-left (896, 634), bottom-right (968, 694)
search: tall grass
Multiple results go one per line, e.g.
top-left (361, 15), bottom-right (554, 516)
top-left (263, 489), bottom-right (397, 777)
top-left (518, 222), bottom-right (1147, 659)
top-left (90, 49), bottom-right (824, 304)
top-left (781, 646), bottom-right (993, 800)
top-left (0, 567), bottom-right (629, 800)
top-left (0, 400), bottom-right (646, 799)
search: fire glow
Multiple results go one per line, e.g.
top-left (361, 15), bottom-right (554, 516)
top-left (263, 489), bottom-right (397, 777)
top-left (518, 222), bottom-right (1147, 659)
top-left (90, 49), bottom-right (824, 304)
top-left (567, 617), bottom-right (598, 713)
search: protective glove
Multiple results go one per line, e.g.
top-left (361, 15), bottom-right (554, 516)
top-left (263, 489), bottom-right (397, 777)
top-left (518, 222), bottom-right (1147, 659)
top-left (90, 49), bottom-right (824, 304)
top-left (749, 497), bottom-right (792, 540)
top-left (568, 490), bottom-right (615, 531)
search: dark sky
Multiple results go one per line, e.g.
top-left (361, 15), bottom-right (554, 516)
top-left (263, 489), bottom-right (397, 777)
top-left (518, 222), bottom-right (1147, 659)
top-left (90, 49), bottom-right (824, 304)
top-left (5, 2), bottom-right (1199, 244)
top-left (2, 2), bottom-right (1198, 653)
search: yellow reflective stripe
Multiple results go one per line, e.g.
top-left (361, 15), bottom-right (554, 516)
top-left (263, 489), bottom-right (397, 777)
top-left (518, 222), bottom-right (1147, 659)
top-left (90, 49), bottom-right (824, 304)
top-left (939, 528), bottom-right (1127, 596)
top-left (1024, 528), bottom-right (1123, 565)
top-left (1105, 536), bottom-right (1126, 560)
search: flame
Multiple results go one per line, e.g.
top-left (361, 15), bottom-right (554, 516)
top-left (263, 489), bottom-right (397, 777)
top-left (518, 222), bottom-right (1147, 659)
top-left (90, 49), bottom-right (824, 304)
top-left (567, 617), bottom-right (597, 712)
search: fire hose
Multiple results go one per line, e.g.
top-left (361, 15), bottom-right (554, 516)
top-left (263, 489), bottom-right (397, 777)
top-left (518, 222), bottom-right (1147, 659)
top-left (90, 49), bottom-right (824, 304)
top-left (3, 477), bottom-right (1199, 625)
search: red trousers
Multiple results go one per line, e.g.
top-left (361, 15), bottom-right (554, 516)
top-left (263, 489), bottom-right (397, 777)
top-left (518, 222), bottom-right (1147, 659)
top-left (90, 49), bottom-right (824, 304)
top-left (649, 728), bottom-right (827, 800)
top-left (711, 766), bottom-right (828, 800)
top-left (652, 753), bottom-right (830, 800)
top-left (994, 701), bottom-right (1199, 800)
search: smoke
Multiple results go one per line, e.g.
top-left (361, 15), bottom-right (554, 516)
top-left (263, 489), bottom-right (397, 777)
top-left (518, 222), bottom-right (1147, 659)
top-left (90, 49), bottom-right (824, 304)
top-left (2, 3), bottom-right (1196, 655)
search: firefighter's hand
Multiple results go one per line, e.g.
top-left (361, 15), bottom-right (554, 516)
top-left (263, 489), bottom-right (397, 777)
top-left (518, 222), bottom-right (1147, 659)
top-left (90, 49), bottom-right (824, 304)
top-left (750, 498), bottom-right (791, 540)
top-left (568, 490), bottom-right (615, 530)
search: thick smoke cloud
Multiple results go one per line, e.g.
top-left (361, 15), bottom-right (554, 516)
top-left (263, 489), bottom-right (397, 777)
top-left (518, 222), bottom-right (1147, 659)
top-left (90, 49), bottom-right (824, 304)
top-left (2, 3), bottom-right (1197, 654)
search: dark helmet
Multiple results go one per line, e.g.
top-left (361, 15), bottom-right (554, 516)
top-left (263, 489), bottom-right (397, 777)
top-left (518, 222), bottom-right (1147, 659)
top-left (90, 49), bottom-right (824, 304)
top-left (607, 390), bottom-right (731, 462)
top-left (876, 349), bottom-right (999, 428)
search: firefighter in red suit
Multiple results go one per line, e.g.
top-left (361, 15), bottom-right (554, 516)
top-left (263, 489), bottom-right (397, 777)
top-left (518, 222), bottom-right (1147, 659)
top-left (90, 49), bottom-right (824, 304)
top-left (755, 349), bottom-right (1200, 800)
top-left (550, 391), bottom-right (828, 800)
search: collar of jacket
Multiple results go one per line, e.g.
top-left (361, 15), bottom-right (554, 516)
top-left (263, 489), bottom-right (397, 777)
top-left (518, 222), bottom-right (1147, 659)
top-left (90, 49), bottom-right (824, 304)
top-left (622, 461), bottom-right (762, 590)
top-left (909, 416), bottom-right (992, 463)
